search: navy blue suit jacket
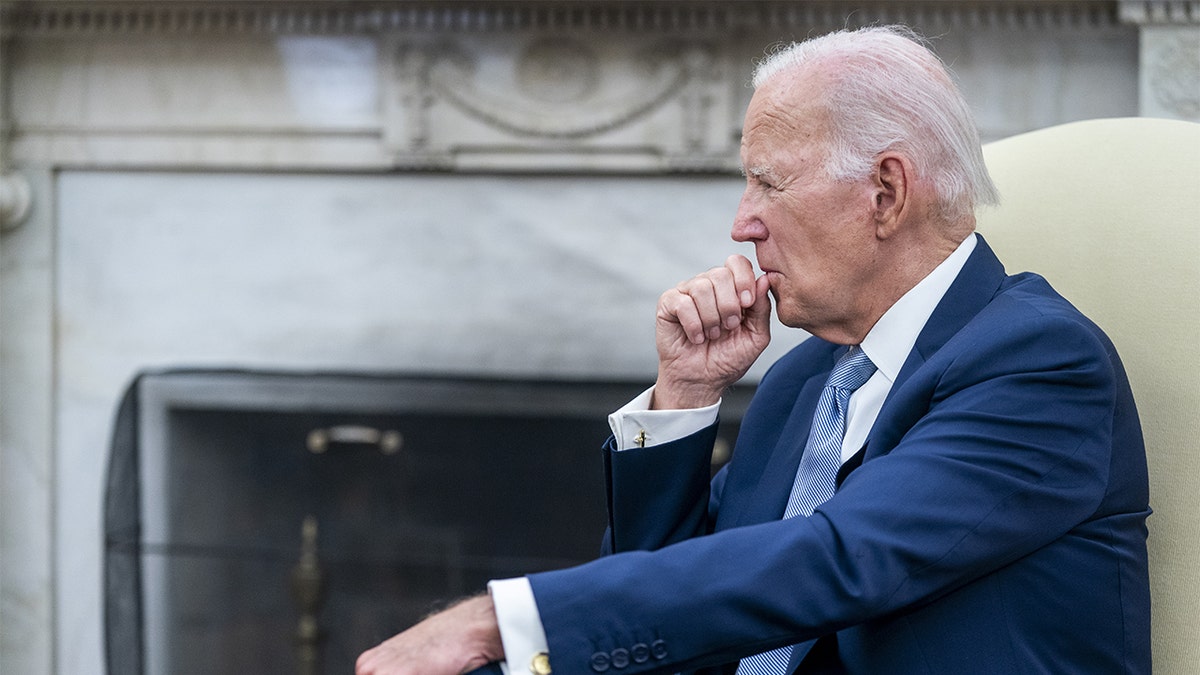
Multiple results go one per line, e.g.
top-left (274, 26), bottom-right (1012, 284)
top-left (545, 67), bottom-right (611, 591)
top-left (523, 237), bottom-right (1150, 674)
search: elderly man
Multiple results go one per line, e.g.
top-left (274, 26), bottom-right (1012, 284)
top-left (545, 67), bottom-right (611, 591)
top-left (358, 25), bottom-right (1150, 675)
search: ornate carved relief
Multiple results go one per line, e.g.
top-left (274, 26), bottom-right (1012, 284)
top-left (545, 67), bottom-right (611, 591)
top-left (1119, 0), bottom-right (1200, 121)
top-left (1147, 30), bottom-right (1200, 119)
top-left (383, 35), bottom-right (734, 171)
top-left (430, 39), bottom-right (686, 139)
top-left (516, 38), bottom-right (602, 105)
top-left (1, 0), bottom-right (1140, 172)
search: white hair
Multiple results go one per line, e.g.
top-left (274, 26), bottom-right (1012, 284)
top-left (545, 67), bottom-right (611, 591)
top-left (752, 26), bottom-right (999, 220)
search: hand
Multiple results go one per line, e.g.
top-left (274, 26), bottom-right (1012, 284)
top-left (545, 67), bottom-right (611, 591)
top-left (356, 595), bottom-right (504, 675)
top-left (653, 254), bottom-right (772, 409)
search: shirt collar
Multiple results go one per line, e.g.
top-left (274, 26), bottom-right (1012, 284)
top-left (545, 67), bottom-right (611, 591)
top-left (859, 233), bottom-right (977, 383)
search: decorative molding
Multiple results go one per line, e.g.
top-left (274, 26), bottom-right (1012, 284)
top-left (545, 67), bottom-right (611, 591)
top-left (1118, 0), bottom-right (1200, 24)
top-left (382, 34), bottom-right (735, 171)
top-left (1147, 30), bottom-right (1200, 118)
top-left (2, 1), bottom-right (1125, 38)
top-left (1119, 1), bottom-right (1199, 121)
top-left (427, 40), bottom-right (689, 139)
top-left (0, 0), bottom-right (1144, 173)
top-left (0, 171), bottom-right (32, 231)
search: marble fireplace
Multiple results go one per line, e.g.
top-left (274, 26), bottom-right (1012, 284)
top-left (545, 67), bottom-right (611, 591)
top-left (102, 370), bottom-right (749, 673)
top-left (1, 1), bottom-right (1196, 673)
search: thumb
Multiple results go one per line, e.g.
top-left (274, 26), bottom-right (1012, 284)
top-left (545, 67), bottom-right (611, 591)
top-left (743, 275), bottom-right (773, 332)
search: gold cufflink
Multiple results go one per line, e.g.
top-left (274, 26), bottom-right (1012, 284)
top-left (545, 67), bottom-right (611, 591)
top-left (635, 429), bottom-right (647, 447)
top-left (530, 652), bottom-right (552, 675)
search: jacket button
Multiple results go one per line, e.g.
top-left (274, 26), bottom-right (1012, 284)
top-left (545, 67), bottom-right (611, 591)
top-left (650, 639), bottom-right (668, 660)
top-left (631, 643), bottom-right (650, 664)
top-left (610, 648), bottom-right (630, 669)
top-left (589, 651), bottom-right (611, 673)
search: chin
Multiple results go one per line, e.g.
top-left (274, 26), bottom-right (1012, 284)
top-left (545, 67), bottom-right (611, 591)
top-left (774, 304), bottom-right (807, 330)
top-left (771, 292), bottom-right (798, 325)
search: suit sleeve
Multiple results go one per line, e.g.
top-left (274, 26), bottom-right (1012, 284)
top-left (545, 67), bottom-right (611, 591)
top-left (600, 423), bottom-right (723, 555)
top-left (527, 307), bottom-right (1123, 673)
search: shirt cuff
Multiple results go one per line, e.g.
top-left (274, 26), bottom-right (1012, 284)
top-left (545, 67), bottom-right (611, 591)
top-left (607, 386), bottom-right (721, 451)
top-left (488, 577), bottom-right (549, 675)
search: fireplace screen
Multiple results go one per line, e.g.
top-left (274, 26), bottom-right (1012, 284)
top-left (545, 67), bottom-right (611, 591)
top-left (104, 370), bottom-right (749, 674)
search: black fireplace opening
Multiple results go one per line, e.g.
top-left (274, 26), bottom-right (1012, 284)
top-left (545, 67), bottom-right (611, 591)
top-left (104, 370), bottom-right (751, 675)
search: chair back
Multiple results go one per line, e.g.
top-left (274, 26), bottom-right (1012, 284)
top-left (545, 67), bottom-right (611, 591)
top-left (978, 117), bottom-right (1200, 673)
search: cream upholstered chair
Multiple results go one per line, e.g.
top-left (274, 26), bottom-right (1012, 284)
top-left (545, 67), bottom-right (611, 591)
top-left (977, 117), bottom-right (1200, 673)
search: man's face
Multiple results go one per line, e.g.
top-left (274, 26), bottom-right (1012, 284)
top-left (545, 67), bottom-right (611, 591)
top-left (732, 72), bottom-right (879, 340)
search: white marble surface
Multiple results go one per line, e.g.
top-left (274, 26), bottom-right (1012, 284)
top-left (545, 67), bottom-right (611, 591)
top-left (0, 169), bottom-right (55, 675)
top-left (1137, 24), bottom-right (1200, 120)
top-left (941, 28), bottom-right (1140, 140)
top-left (50, 170), bottom-right (806, 672)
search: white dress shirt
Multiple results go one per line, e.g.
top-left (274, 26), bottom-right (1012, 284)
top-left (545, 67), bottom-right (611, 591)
top-left (489, 234), bottom-right (978, 672)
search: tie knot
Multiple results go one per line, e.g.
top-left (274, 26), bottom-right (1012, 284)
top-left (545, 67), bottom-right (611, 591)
top-left (827, 348), bottom-right (876, 393)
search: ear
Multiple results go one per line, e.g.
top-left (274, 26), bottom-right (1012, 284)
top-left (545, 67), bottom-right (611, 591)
top-left (872, 154), bottom-right (909, 238)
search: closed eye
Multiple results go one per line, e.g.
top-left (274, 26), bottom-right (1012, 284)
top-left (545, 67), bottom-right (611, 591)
top-left (743, 166), bottom-right (779, 192)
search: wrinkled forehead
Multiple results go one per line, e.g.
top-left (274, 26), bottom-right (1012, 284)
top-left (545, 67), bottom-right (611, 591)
top-left (740, 71), bottom-right (832, 165)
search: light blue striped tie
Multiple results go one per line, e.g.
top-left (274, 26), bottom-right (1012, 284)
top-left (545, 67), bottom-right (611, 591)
top-left (736, 347), bottom-right (877, 675)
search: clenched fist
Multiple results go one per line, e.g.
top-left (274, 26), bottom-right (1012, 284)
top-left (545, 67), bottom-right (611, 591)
top-left (653, 254), bottom-right (773, 410)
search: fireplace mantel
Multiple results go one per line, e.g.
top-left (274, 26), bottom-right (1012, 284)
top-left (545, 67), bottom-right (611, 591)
top-left (1, 0), bottom-right (1174, 179)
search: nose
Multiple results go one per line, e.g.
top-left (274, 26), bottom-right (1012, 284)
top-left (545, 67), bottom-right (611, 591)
top-left (731, 189), bottom-right (767, 243)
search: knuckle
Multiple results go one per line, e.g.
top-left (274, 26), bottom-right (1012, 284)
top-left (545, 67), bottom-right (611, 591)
top-left (659, 288), bottom-right (690, 312)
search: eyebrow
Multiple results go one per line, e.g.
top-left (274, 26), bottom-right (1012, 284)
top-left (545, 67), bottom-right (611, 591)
top-left (742, 165), bottom-right (774, 179)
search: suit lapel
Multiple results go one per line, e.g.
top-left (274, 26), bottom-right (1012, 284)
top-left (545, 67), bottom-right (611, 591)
top-left (886, 235), bottom-right (1008, 403)
top-left (789, 237), bottom-right (1010, 671)
top-left (735, 347), bottom-right (844, 527)
top-left (844, 235), bottom-right (1007, 472)
top-left (724, 236), bottom-right (1010, 673)
top-left (738, 237), bottom-right (1008, 508)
